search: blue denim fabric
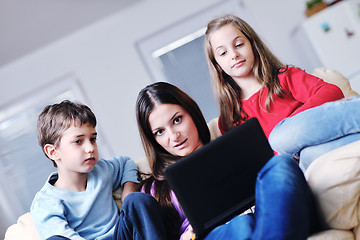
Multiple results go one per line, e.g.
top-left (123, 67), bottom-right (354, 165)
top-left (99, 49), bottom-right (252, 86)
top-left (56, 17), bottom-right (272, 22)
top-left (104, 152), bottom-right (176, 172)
top-left (204, 155), bottom-right (319, 240)
top-left (269, 96), bottom-right (360, 171)
top-left (115, 192), bottom-right (167, 240)
top-left (205, 214), bottom-right (254, 240)
top-left (46, 236), bottom-right (70, 240)
top-left (299, 133), bottom-right (360, 172)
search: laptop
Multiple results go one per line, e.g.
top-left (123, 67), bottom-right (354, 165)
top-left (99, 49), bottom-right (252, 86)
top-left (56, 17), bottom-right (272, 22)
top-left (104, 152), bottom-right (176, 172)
top-left (164, 118), bottom-right (274, 239)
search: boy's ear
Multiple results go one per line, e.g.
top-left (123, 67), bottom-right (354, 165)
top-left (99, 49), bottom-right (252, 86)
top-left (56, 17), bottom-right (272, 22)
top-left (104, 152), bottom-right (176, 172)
top-left (44, 144), bottom-right (60, 161)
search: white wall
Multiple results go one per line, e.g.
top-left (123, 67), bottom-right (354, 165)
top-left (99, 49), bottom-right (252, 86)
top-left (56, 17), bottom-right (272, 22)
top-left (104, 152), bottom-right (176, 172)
top-left (243, 0), bottom-right (308, 67)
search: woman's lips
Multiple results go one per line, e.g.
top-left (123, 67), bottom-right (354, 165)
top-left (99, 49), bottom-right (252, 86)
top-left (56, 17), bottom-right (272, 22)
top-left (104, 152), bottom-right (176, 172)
top-left (174, 139), bottom-right (187, 148)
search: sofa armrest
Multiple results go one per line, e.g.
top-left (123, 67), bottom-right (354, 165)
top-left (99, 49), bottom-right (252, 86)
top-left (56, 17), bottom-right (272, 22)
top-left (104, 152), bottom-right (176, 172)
top-left (305, 140), bottom-right (360, 232)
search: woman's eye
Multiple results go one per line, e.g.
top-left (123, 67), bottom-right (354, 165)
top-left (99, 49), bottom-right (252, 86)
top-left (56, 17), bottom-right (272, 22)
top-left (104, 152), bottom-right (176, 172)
top-left (91, 138), bottom-right (97, 143)
top-left (74, 140), bottom-right (82, 144)
top-left (174, 116), bottom-right (182, 125)
top-left (155, 129), bottom-right (164, 136)
top-left (236, 42), bottom-right (243, 47)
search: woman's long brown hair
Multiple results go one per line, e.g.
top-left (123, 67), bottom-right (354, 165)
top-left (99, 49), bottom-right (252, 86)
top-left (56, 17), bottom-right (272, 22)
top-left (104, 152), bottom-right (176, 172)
top-left (135, 82), bottom-right (210, 239)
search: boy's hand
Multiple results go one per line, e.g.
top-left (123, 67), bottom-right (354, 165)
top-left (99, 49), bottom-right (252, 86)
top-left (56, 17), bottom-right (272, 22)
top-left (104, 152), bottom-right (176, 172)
top-left (121, 182), bottom-right (138, 202)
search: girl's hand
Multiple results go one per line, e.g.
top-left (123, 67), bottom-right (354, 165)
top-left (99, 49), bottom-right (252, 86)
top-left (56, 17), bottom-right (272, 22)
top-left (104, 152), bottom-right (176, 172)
top-left (180, 225), bottom-right (195, 240)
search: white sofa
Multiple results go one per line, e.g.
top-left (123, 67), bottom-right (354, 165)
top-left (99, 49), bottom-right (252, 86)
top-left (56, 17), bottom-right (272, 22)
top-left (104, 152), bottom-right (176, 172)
top-left (306, 139), bottom-right (360, 240)
top-left (5, 68), bottom-right (360, 240)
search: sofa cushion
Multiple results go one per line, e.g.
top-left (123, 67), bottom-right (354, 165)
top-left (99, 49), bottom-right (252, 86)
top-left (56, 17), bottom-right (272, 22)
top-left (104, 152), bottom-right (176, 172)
top-left (311, 68), bottom-right (359, 98)
top-left (305, 140), bottom-right (360, 234)
top-left (4, 212), bottom-right (41, 240)
top-left (308, 229), bottom-right (354, 240)
top-left (207, 117), bottom-right (221, 140)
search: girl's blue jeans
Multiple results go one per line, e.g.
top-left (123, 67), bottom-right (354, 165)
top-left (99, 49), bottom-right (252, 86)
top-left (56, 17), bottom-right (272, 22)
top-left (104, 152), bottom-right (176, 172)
top-left (269, 96), bottom-right (360, 172)
top-left (204, 155), bottom-right (322, 240)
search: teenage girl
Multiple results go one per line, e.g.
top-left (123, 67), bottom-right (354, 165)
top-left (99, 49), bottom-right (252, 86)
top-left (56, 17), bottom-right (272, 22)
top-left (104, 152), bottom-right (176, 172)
top-left (204, 14), bottom-right (360, 170)
top-left (121, 81), bottom-right (324, 240)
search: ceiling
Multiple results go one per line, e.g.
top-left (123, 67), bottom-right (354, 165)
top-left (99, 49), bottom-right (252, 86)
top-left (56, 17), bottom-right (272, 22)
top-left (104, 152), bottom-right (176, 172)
top-left (0, 0), bottom-right (143, 67)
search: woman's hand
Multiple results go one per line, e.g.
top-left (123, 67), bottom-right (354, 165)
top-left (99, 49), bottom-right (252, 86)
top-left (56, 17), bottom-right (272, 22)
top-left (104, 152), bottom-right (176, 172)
top-left (180, 225), bottom-right (195, 240)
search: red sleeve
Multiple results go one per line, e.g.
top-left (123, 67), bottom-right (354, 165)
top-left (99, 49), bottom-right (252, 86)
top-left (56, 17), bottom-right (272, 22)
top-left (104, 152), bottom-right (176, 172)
top-left (280, 67), bottom-right (344, 117)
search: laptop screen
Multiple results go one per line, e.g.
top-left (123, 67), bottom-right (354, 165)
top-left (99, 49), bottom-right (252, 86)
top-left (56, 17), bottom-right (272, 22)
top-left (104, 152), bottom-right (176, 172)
top-left (164, 118), bottom-right (274, 238)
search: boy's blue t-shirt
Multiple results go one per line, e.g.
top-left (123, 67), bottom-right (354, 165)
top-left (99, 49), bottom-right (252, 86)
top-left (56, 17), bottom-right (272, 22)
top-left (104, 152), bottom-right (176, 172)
top-left (30, 156), bottom-right (139, 240)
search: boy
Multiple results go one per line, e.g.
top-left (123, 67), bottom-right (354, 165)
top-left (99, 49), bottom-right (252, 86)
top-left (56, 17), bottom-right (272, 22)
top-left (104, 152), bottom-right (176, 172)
top-left (30, 100), bottom-right (139, 240)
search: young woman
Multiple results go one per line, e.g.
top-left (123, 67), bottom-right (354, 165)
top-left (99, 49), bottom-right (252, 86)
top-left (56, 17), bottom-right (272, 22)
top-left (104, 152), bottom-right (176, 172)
top-left (130, 81), bottom-right (324, 240)
top-left (204, 14), bottom-right (360, 171)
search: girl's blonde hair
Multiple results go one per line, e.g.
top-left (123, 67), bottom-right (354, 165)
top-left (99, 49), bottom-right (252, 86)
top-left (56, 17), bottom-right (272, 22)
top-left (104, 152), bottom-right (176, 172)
top-left (204, 14), bottom-right (286, 132)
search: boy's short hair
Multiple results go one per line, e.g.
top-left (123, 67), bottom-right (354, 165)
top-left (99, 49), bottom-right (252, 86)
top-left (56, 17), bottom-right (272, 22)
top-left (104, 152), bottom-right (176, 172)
top-left (37, 100), bottom-right (97, 166)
